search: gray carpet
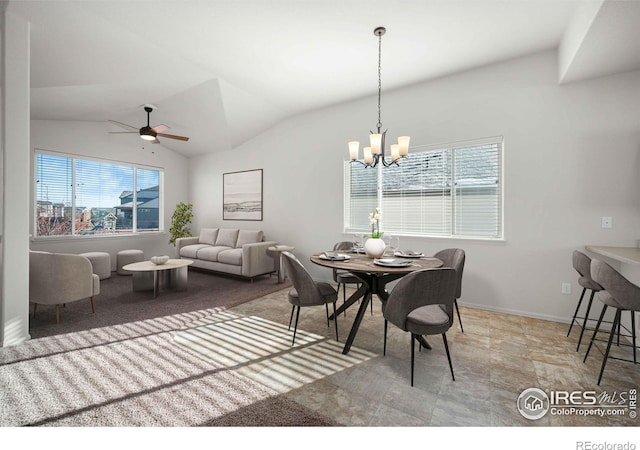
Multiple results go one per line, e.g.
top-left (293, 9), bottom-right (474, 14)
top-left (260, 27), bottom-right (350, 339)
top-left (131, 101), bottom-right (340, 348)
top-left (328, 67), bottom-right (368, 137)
top-left (1, 271), bottom-right (341, 427)
top-left (29, 268), bottom-right (290, 339)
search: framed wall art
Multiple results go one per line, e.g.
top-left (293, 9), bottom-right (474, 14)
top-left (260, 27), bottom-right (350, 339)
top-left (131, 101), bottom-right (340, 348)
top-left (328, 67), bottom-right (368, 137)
top-left (223, 169), bottom-right (263, 221)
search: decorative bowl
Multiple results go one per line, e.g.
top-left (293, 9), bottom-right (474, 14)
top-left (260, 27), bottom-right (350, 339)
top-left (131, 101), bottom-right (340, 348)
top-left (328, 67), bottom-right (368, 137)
top-left (150, 255), bottom-right (170, 265)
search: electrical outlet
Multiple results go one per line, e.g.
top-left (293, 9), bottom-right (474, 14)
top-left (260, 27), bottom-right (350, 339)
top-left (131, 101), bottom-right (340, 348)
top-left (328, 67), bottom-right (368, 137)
top-left (602, 217), bottom-right (613, 228)
top-left (562, 283), bottom-right (572, 295)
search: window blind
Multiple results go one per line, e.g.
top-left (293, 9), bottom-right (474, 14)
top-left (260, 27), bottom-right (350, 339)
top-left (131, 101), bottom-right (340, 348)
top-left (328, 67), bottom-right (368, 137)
top-left (344, 137), bottom-right (503, 239)
top-left (35, 151), bottom-right (163, 237)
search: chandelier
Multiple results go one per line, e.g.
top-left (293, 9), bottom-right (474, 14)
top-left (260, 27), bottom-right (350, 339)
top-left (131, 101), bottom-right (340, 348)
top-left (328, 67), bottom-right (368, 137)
top-left (349, 27), bottom-right (410, 167)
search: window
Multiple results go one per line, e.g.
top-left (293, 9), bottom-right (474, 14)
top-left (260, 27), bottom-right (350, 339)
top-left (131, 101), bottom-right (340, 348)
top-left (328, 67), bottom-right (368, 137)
top-left (344, 137), bottom-right (503, 239)
top-left (35, 150), bottom-right (163, 237)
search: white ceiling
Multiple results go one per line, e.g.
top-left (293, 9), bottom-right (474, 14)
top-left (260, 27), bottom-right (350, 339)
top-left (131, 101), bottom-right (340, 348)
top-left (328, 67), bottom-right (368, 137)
top-left (7, 0), bottom-right (640, 157)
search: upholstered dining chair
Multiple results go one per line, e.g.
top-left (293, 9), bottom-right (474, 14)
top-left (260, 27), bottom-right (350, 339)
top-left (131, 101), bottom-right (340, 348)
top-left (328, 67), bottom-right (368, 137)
top-left (332, 241), bottom-right (367, 316)
top-left (383, 267), bottom-right (457, 386)
top-left (568, 251), bottom-right (605, 351)
top-left (29, 251), bottom-right (100, 324)
top-left (583, 259), bottom-right (638, 385)
top-left (433, 248), bottom-right (465, 333)
top-left (281, 251), bottom-right (339, 345)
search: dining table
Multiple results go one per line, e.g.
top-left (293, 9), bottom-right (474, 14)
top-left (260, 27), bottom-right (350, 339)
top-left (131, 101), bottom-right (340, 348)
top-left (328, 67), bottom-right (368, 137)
top-left (310, 251), bottom-right (443, 354)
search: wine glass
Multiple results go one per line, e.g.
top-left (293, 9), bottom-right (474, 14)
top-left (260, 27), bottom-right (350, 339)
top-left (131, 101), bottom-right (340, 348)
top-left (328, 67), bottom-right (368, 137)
top-left (388, 235), bottom-right (400, 256)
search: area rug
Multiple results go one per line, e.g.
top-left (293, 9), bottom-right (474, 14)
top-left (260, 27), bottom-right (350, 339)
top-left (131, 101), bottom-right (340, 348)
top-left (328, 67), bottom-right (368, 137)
top-left (28, 268), bottom-right (290, 339)
top-left (0, 307), bottom-right (370, 427)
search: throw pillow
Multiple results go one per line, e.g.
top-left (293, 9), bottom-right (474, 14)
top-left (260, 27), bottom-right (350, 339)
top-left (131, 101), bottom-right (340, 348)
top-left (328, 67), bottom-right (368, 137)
top-left (199, 228), bottom-right (219, 245)
top-left (215, 228), bottom-right (239, 248)
top-left (235, 230), bottom-right (264, 248)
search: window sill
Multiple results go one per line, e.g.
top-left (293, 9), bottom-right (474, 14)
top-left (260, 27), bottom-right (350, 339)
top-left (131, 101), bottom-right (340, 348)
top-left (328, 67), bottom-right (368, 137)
top-left (30, 232), bottom-right (167, 243)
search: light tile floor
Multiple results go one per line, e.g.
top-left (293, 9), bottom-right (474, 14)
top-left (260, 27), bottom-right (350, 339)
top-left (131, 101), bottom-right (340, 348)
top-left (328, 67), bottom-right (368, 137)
top-left (231, 287), bottom-right (639, 426)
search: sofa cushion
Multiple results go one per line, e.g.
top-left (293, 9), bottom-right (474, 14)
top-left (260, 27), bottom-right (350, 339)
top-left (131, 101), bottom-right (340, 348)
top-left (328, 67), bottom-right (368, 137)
top-left (199, 228), bottom-right (219, 246)
top-left (180, 244), bottom-right (210, 259)
top-left (235, 230), bottom-right (263, 248)
top-left (217, 248), bottom-right (243, 266)
top-left (215, 228), bottom-right (239, 248)
top-left (197, 246), bottom-right (233, 262)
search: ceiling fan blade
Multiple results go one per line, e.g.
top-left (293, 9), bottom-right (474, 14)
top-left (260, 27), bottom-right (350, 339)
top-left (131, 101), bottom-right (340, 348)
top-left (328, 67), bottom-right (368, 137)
top-left (157, 132), bottom-right (189, 142)
top-left (151, 124), bottom-right (169, 133)
top-left (108, 120), bottom-right (139, 131)
top-left (151, 138), bottom-right (161, 144)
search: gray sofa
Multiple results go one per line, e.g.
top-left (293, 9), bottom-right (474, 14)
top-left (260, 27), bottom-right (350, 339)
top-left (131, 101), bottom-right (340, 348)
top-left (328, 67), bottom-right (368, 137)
top-left (175, 228), bottom-right (277, 280)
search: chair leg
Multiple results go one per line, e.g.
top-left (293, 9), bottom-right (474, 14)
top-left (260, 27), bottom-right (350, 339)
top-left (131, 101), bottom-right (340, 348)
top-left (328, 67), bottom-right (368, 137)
top-left (90, 296), bottom-right (96, 314)
top-left (332, 302), bottom-right (339, 342)
top-left (324, 302), bottom-right (330, 327)
top-left (291, 306), bottom-right (301, 346)
top-left (342, 283), bottom-right (347, 317)
top-left (598, 308), bottom-right (621, 385)
top-left (410, 333), bottom-right (416, 387)
top-left (288, 305), bottom-right (295, 330)
top-left (442, 333), bottom-right (455, 381)
top-left (383, 319), bottom-right (388, 356)
top-left (568, 288), bottom-right (587, 337)
top-left (584, 304), bottom-right (607, 363)
top-left (55, 304), bottom-right (60, 324)
top-left (576, 290), bottom-right (595, 352)
top-left (632, 311), bottom-right (637, 364)
top-left (454, 299), bottom-right (463, 333)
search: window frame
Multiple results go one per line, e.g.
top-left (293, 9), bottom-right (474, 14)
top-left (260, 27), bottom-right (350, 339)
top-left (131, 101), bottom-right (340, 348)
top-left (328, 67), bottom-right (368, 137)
top-left (343, 136), bottom-right (504, 241)
top-left (33, 149), bottom-right (165, 240)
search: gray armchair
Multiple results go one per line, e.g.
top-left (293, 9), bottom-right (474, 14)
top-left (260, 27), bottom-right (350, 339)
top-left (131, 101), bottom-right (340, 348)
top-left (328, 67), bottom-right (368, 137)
top-left (281, 251), bottom-right (338, 345)
top-left (383, 268), bottom-right (457, 386)
top-left (433, 248), bottom-right (466, 332)
top-left (29, 251), bottom-right (100, 324)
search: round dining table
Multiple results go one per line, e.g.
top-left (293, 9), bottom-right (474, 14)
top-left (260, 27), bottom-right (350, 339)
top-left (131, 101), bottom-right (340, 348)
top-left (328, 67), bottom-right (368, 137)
top-left (310, 252), bottom-right (443, 354)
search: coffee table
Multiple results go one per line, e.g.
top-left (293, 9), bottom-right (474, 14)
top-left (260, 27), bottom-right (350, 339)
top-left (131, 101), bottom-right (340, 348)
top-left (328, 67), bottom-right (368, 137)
top-left (122, 259), bottom-right (193, 298)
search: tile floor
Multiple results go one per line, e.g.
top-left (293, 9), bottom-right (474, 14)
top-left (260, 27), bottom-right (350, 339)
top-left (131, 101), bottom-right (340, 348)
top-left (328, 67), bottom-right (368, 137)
top-left (231, 287), bottom-right (639, 426)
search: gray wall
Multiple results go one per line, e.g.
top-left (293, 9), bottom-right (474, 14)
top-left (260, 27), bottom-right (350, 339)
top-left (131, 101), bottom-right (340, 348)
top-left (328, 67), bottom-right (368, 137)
top-left (187, 50), bottom-right (640, 322)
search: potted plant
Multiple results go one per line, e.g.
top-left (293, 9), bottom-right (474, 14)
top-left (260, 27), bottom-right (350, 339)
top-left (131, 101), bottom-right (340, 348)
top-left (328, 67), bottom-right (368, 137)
top-left (364, 208), bottom-right (385, 258)
top-left (169, 202), bottom-right (193, 246)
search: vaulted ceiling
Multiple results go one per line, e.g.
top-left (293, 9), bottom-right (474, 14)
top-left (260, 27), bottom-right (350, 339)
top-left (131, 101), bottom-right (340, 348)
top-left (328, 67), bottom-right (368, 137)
top-left (7, 0), bottom-right (640, 157)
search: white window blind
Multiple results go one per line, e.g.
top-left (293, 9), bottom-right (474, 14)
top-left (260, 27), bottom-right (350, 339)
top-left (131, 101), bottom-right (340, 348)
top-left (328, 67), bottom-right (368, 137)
top-left (35, 150), bottom-right (163, 237)
top-left (344, 137), bottom-right (503, 239)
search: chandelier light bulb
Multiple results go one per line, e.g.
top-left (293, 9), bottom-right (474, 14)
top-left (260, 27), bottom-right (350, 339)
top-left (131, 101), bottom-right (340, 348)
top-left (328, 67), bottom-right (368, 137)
top-left (348, 141), bottom-right (360, 160)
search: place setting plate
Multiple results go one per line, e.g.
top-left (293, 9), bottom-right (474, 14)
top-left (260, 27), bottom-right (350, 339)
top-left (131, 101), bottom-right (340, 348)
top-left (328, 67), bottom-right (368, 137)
top-left (373, 258), bottom-right (414, 267)
top-left (319, 252), bottom-right (351, 261)
top-left (393, 250), bottom-right (425, 258)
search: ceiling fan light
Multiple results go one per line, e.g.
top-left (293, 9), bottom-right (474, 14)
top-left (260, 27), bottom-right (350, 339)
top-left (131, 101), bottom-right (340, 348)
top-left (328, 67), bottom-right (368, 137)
top-left (140, 133), bottom-right (156, 141)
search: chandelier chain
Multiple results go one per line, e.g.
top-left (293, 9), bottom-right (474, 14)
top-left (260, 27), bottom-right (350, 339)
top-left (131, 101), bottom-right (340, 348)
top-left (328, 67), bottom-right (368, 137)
top-left (377, 31), bottom-right (382, 130)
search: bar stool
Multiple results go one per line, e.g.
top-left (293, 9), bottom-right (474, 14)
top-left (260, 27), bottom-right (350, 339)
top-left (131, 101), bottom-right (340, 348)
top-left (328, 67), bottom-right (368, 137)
top-left (568, 251), bottom-right (604, 351)
top-left (583, 259), bottom-right (638, 385)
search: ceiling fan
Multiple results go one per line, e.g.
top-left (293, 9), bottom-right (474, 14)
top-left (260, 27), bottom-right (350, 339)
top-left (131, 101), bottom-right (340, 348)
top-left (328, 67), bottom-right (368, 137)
top-left (109, 105), bottom-right (189, 143)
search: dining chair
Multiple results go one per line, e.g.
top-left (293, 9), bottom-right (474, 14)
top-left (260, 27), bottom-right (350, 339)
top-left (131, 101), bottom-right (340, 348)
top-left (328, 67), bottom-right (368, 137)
top-left (433, 248), bottom-right (465, 333)
top-left (281, 251), bottom-right (339, 345)
top-left (568, 251), bottom-right (605, 351)
top-left (583, 259), bottom-right (638, 385)
top-left (383, 267), bottom-right (458, 386)
top-left (332, 241), bottom-right (367, 316)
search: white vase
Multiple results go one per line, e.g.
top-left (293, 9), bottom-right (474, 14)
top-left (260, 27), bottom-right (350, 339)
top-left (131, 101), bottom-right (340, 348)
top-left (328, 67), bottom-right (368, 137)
top-left (364, 238), bottom-right (386, 258)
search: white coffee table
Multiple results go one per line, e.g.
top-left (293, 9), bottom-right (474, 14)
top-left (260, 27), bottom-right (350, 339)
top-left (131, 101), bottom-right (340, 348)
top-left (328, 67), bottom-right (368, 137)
top-left (122, 259), bottom-right (193, 298)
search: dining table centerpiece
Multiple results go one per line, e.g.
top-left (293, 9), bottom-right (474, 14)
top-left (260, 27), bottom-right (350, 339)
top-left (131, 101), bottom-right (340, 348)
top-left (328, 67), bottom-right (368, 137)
top-left (364, 207), bottom-right (386, 258)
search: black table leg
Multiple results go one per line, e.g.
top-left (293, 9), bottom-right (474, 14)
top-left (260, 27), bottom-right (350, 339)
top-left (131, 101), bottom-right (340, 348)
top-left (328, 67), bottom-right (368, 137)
top-left (330, 283), bottom-right (367, 319)
top-left (342, 291), bottom-right (372, 354)
top-left (415, 335), bottom-right (432, 350)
